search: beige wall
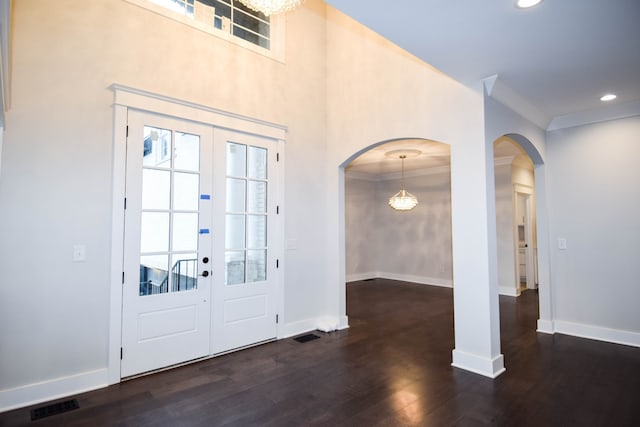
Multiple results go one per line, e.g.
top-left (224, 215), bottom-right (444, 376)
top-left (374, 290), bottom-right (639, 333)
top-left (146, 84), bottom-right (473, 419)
top-left (0, 0), bottom-right (329, 398)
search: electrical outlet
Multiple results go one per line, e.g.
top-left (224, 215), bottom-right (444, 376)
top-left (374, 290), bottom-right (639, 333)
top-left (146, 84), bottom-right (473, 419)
top-left (72, 245), bottom-right (86, 262)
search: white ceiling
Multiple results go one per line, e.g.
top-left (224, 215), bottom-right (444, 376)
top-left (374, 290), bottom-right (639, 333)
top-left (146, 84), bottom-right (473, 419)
top-left (327, 0), bottom-right (640, 175)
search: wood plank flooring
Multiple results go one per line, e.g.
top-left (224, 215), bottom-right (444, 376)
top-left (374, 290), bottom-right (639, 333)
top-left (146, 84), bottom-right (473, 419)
top-left (2, 278), bottom-right (639, 426)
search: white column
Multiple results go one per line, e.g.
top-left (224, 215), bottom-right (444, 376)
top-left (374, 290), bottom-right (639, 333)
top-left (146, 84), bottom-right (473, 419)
top-left (534, 164), bottom-right (554, 333)
top-left (450, 133), bottom-right (505, 378)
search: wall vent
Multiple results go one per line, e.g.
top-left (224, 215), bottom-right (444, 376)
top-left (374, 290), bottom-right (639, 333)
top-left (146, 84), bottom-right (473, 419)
top-left (30, 399), bottom-right (79, 421)
top-left (294, 333), bottom-right (320, 343)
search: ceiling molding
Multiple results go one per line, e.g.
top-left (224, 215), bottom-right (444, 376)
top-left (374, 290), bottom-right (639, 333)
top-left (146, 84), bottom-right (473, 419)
top-left (483, 75), bottom-right (550, 129)
top-left (547, 100), bottom-right (640, 131)
top-left (346, 165), bottom-right (451, 182)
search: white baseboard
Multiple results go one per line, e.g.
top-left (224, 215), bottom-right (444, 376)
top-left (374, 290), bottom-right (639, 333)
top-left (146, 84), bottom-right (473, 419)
top-left (347, 271), bottom-right (453, 288)
top-left (0, 368), bottom-right (109, 413)
top-left (346, 272), bottom-right (377, 283)
top-left (451, 349), bottom-right (506, 378)
top-left (554, 320), bottom-right (640, 348)
top-left (280, 315), bottom-right (349, 338)
top-left (337, 315), bottom-right (349, 330)
top-left (379, 272), bottom-right (453, 288)
top-left (280, 318), bottom-right (319, 339)
top-left (536, 318), bottom-right (554, 334)
top-left (499, 286), bottom-right (520, 297)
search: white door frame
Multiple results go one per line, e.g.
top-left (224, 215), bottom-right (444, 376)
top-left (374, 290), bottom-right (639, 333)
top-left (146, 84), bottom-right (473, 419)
top-left (513, 184), bottom-right (536, 293)
top-left (108, 85), bottom-right (286, 385)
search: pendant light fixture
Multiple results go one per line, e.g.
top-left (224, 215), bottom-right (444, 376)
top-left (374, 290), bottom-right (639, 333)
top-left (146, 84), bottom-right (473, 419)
top-left (388, 154), bottom-right (418, 211)
top-left (237, 0), bottom-right (305, 16)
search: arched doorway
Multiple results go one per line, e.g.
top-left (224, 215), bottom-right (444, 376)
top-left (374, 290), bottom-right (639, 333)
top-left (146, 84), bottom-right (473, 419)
top-left (343, 138), bottom-right (452, 287)
top-left (494, 136), bottom-right (538, 296)
top-left (333, 130), bottom-right (513, 378)
top-left (491, 132), bottom-right (553, 333)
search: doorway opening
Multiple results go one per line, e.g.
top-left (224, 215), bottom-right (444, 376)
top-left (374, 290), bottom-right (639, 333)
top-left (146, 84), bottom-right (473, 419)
top-left (490, 132), bottom-right (554, 337)
top-left (343, 138), bottom-right (452, 289)
top-left (493, 136), bottom-right (538, 297)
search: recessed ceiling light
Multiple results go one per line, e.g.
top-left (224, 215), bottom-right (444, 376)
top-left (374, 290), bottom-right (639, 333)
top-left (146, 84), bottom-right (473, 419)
top-left (600, 94), bottom-right (617, 102)
top-left (516, 0), bottom-right (543, 9)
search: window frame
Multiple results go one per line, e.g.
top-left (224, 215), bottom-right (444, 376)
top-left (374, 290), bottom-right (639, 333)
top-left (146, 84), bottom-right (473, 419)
top-left (124, 0), bottom-right (285, 62)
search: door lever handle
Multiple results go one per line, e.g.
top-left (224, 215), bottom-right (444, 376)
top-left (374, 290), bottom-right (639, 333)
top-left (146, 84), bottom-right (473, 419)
top-left (200, 270), bottom-right (209, 277)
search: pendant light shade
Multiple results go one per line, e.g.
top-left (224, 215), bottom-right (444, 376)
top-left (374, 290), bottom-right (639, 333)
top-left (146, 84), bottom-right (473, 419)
top-left (389, 189), bottom-right (419, 211)
top-left (237, 0), bottom-right (305, 16)
top-left (389, 155), bottom-right (418, 211)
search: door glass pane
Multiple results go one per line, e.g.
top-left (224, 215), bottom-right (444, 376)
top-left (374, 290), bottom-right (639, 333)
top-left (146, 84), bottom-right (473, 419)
top-left (246, 215), bottom-right (266, 248)
top-left (247, 180), bottom-right (267, 213)
top-left (227, 142), bottom-right (246, 177)
top-left (225, 251), bottom-right (245, 285)
top-left (174, 132), bottom-right (200, 171)
top-left (140, 212), bottom-right (170, 253)
top-left (142, 169), bottom-right (170, 210)
top-left (226, 178), bottom-right (246, 212)
top-left (140, 254), bottom-right (169, 295)
top-left (173, 172), bottom-right (199, 211)
top-left (224, 141), bottom-right (269, 286)
top-left (225, 214), bottom-right (245, 249)
top-left (172, 212), bottom-right (199, 252)
top-left (171, 253), bottom-right (198, 292)
top-left (248, 146), bottom-right (267, 179)
top-left (247, 250), bottom-right (266, 283)
top-left (138, 122), bottom-right (205, 298)
top-left (143, 126), bottom-right (171, 168)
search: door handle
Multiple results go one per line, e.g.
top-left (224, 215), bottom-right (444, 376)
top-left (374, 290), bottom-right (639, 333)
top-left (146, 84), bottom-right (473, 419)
top-left (200, 270), bottom-right (209, 277)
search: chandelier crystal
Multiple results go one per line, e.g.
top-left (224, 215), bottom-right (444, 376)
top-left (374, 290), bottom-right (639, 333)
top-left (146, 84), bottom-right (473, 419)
top-left (237, 0), bottom-right (305, 16)
top-left (389, 155), bottom-right (418, 211)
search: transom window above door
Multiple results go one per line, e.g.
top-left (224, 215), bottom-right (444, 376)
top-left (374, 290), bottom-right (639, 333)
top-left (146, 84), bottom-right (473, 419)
top-left (148, 0), bottom-right (271, 49)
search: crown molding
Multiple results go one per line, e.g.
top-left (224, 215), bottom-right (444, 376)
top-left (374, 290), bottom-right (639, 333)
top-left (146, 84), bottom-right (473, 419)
top-left (346, 165), bottom-right (451, 182)
top-left (547, 99), bottom-right (640, 131)
top-left (483, 75), bottom-right (550, 129)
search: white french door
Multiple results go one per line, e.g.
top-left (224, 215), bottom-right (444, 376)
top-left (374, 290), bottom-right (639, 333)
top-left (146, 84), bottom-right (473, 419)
top-left (211, 129), bottom-right (278, 354)
top-left (121, 111), bottom-right (280, 377)
top-left (122, 111), bottom-right (213, 377)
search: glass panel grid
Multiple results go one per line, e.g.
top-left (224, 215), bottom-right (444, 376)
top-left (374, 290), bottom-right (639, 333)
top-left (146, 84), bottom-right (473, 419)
top-left (225, 141), bottom-right (268, 285)
top-left (148, 0), bottom-right (270, 49)
top-left (140, 126), bottom-right (201, 296)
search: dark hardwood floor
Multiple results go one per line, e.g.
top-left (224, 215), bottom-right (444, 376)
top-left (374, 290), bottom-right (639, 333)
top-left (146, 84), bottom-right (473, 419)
top-left (2, 279), bottom-right (639, 426)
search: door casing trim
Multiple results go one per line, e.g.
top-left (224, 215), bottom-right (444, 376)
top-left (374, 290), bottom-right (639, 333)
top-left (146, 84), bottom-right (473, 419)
top-left (108, 85), bottom-right (286, 384)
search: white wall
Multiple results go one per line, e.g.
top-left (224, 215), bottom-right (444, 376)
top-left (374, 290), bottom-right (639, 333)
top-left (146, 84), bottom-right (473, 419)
top-left (345, 176), bottom-right (377, 279)
top-left (345, 170), bottom-right (453, 286)
top-left (547, 115), bottom-right (640, 345)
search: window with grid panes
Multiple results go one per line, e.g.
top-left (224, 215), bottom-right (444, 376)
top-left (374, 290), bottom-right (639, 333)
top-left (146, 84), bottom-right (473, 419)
top-left (149, 0), bottom-right (271, 49)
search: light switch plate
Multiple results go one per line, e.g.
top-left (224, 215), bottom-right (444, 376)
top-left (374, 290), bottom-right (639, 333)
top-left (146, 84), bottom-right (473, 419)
top-left (286, 239), bottom-right (297, 250)
top-left (557, 238), bottom-right (567, 250)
